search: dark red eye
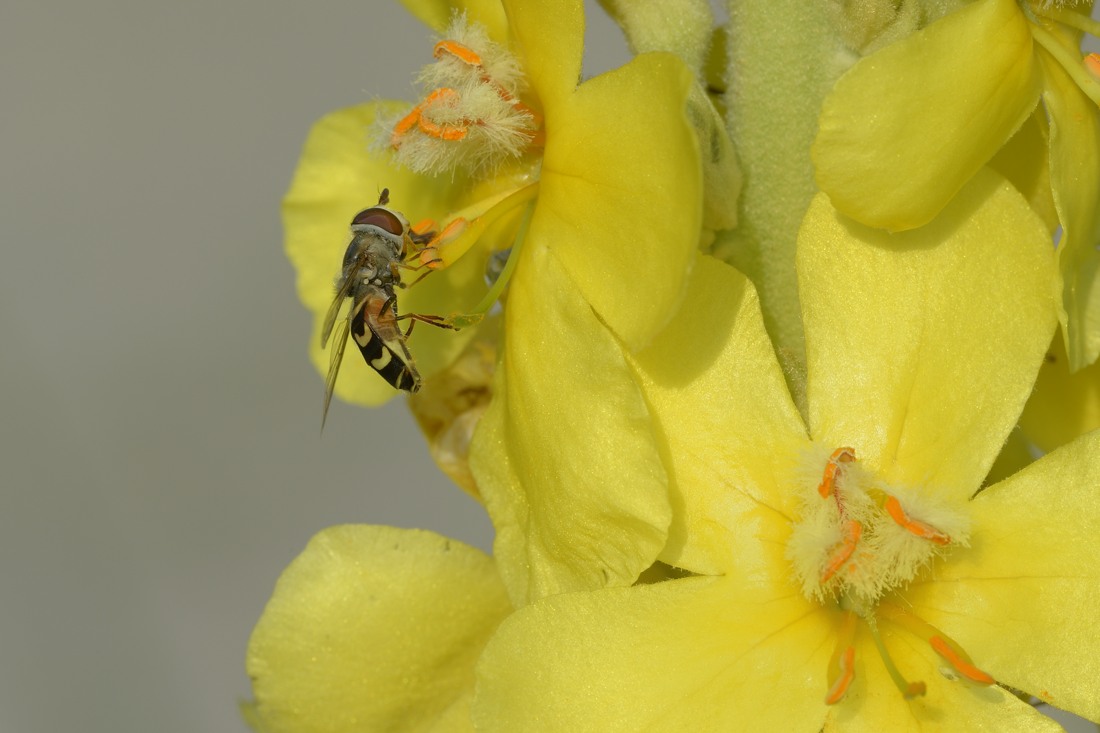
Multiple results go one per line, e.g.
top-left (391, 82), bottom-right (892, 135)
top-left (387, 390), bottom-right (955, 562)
top-left (351, 207), bottom-right (404, 236)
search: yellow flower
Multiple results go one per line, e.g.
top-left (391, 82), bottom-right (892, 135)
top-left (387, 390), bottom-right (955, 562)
top-left (812, 0), bottom-right (1100, 369)
top-left (473, 170), bottom-right (1100, 729)
top-left (286, 0), bottom-right (703, 414)
top-left (244, 525), bottom-right (511, 733)
top-left (286, 0), bottom-right (705, 602)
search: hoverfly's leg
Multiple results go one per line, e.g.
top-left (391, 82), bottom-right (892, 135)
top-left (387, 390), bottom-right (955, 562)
top-left (379, 293), bottom-right (399, 320)
top-left (397, 312), bottom-right (458, 331)
top-left (409, 218), bottom-right (437, 246)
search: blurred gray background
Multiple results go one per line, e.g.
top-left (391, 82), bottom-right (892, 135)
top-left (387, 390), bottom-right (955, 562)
top-left (2, 2), bottom-right (1097, 732)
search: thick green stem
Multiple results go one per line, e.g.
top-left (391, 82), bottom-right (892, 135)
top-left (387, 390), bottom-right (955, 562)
top-left (721, 0), bottom-right (846, 407)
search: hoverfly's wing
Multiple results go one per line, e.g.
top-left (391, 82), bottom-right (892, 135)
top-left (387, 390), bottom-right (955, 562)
top-left (320, 261), bottom-right (361, 349)
top-left (321, 312), bottom-right (352, 430)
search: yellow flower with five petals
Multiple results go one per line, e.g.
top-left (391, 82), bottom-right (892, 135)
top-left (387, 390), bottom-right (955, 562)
top-left (474, 169), bottom-right (1100, 730)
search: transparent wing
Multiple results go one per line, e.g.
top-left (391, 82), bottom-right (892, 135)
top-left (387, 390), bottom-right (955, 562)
top-left (321, 314), bottom-right (352, 431)
top-left (320, 262), bottom-right (361, 349)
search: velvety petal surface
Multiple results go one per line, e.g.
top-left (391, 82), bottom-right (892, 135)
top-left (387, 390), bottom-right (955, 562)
top-left (907, 430), bottom-right (1100, 722)
top-left (822, 628), bottom-right (1061, 732)
top-left (800, 167), bottom-right (1057, 502)
top-left (501, 0), bottom-right (583, 110)
top-left (813, 0), bottom-right (1042, 231)
top-left (473, 575), bottom-right (833, 732)
top-left (399, 0), bottom-right (508, 42)
top-left (628, 255), bottom-right (808, 575)
top-left (246, 525), bottom-right (511, 733)
top-left (284, 103), bottom-right (483, 406)
top-left (468, 241), bottom-right (670, 605)
top-left (1039, 50), bottom-right (1100, 370)
top-left (537, 51), bottom-right (702, 352)
top-left (1018, 334), bottom-right (1100, 452)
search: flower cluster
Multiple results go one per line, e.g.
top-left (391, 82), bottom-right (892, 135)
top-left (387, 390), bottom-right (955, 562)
top-left (247, 1), bottom-right (1100, 730)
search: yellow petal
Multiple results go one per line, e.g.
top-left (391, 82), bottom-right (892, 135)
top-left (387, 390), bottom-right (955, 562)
top-left (981, 427), bottom-right (1035, 487)
top-left (538, 52), bottom-right (702, 351)
top-left (468, 241), bottom-right (670, 605)
top-left (800, 167), bottom-right (1057, 502)
top-left (246, 525), bottom-right (511, 733)
top-left (500, 0), bottom-right (582, 110)
top-left (284, 103), bottom-right (480, 407)
top-left (813, 0), bottom-right (1042, 231)
top-left (1038, 50), bottom-right (1100, 370)
top-left (823, 625), bottom-right (1063, 732)
top-left (473, 576), bottom-right (833, 732)
top-left (907, 429), bottom-right (1100, 722)
top-left (398, 0), bottom-right (509, 43)
top-left (988, 108), bottom-right (1059, 234)
top-left (1018, 334), bottom-right (1100, 453)
top-left (628, 255), bottom-right (808, 575)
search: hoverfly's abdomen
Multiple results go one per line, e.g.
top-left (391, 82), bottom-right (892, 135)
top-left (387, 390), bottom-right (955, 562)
top-left (350, 294), bottom-right (422, 393)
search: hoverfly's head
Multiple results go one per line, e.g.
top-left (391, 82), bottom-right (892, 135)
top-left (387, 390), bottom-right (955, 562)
top-left (349, 204), bottom-right (409, 258)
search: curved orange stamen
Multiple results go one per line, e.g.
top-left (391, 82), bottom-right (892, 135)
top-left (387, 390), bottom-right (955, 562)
top-left (391, 106), bottom-right (422, 147)
top-left (930, 636), bottom-right (995, 685)
top-left (821, 520), bottom-right (862, 582)
top-left (884, 496), bottom-right (951, 545)
top-left (818, 446), bottom-right (856, 498)
top-left (825, 646), bottom-right (855, 704)
top-left (434, 39), bottom-right (483, 66)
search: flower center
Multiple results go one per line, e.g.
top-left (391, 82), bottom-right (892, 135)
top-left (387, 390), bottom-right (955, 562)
top-left (386, 14), bottom-right (542, 176)
top-left (786, 446), bottom-right (995, 704)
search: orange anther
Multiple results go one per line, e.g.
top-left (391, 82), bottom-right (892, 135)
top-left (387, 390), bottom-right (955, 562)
top-left (431, 217), bottom-right (468, 244)
top-left (884, 496), bottom-right (951, 545)
top-left (418, 116), bottom-right (468, 141)
top-left (411, 218), bottom-right (436, 236)
top-left (825, 646), bottom-right (856, 704)
top-left (818, 446), bottom-right (857, 498)
top-left (821, 520), bottom-right (862, 582)
top-left (423, 87), bottom-right (460, 105)
top-left (930, 636), bottom-right (994, 685)
top-left (391, 106), bottom-right (423, 147)
top-left (1086, 53), bottom-right (1100, 80)
top-left (434, 39), bottom-right (483, 67)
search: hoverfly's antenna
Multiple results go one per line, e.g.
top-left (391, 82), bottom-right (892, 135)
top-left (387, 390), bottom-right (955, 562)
top-left (378, 187), bottom-right (390, 206)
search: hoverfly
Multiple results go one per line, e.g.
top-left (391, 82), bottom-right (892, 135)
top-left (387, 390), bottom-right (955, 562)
top-left (319, 188), bottom-right (450, 426)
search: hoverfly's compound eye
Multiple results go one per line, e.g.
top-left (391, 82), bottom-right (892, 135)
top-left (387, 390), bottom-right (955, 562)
top-left (351, 207), bottom-right (405, 236)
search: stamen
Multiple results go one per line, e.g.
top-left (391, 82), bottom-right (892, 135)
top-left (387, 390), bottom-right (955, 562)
top-left (865, 615), bottom-right (926, 699)
top-left (878, 602), bottom-right (995, 686)
top-left (447, 199), bottom-right (536, 329)
top-left (423, 182), bottom-right (539, 270)
top-left (391, 106), bottom-right (423, 147)
top-left (410, 218), bottom-right (436, 237)
top-left (821, 520), bottom-right (862, 583)
top-left (416, 87), bottom-right (468, 141)
top-left (434, 39), bottom-right (484, 66)
top-left (884, 496), bottom-right (951, 545)
top-left (825, 610), bottom-right (859, 705)
top-left (929, 636), bottom-right (995, 685)
top-left (418, 218), bottom-right (469, 269)
top-left (1030, 25), bottom-right (1100, 106)
top-left (818, 447), bottom-right (856, 498)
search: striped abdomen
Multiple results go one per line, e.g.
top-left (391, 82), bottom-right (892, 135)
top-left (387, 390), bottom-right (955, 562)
top-left (351, 291), bottom-right (421, 392)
